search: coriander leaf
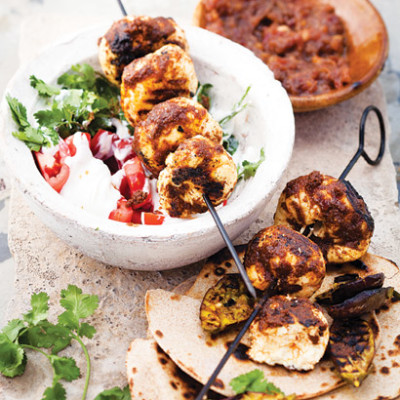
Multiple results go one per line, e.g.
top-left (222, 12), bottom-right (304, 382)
top-left (34, 108), bottom-right (65, 129)
top-left (23, 292), bottom-right (49, 326)
top-left (219, 86), bottom-right (251, 127)
top-left (21, 321), bottom-right (71, 354)
top-left (94, 385), bottom-right (131, 400)
top-left (0, 333), bottom-right (26, 378)
top-left (223, 133), bottom-right (239, 155)
top-left (12, 126), bottom-right (50, 151)
top-left (6, 94), bottom-right (30, 128)
top-left (194, 82), bottom-right (213, 109)
top-left (30, 75), bottom-right (60, 97)
top-left (230, 369), bottom-right (283, 395)
top-left (237, 148), bottom-right (265, 180)
top-left (59, 89), bottom-right (85, 108)
top-left (50, 355), bottom-right (81, 382)
top-left (58, 285), bottom-right (98, 332)
top-left (42, 381), bottom-right (67, 400)
top-left (57, 64), bottom-right (96, 91)
top-left (78, 322), bottom-right (96, 339)
top-left (2, 319), bottom-right (25, 342)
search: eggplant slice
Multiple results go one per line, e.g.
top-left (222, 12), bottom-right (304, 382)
top-left (316, 273), bottom-right (385, 306)
top-left (200, 274), bottom-right (254, 334)
top-left (329, 314), bottom-right (377, 387)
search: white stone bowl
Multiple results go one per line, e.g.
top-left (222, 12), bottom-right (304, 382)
top-left (0, 25), bottom-right (294, 270)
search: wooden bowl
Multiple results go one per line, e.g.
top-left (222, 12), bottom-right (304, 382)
top-left (193, 0), bottom-right (389, 112)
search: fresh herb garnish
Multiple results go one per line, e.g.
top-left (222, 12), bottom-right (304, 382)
top-left (223, 133), bottom-right (239, 155)
top-left (219, 86), bottom-right (251, 127)
top-left (237, 148), bottom-right (265, 180)
top-left (6, 94), bottom-right (56, 151)
top-left (0, 285), bottom-right (99, 400)
top-left (30, 75), bottom-right (60, 97)
top-left (94, 385), bottom-right (131, 400)
top-left (7, 63), bottom-right (124, 151)
top-left (230, 369), bottom-right (284, 395)
top-left (194, 82), bottom-right (213, 109)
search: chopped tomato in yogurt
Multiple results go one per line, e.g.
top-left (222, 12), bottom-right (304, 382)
top-left (34, 126), bottom-right (166, 225)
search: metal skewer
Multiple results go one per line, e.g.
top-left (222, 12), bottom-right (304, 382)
top-left (203, 194), bottom-right (257, 299)
top-left (339, 105), bottom-right (385, 181)
top-left (194, 283), bottom-right (275, 400)
top-left (116, 0), bottom-right (128, 16)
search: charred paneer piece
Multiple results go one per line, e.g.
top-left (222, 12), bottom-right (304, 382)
top-left (121, 44), bottom-right (198, 125)
top-left (249, 295), bottom-right (329, 371)
top-left (200, 274), bottom-right (254, 334)
top-left (274, 171), bottom-right (374, 264)
top-left (134, 97), bottom-right (223, 176)
top-left (329, 315), bottom-right (377, 387)
top-left (98, 15), bottom-right (188, 85)
top-left (244, 225), bottom-right (325, 298)
top-left (157, 135), bottom-right (237, 217)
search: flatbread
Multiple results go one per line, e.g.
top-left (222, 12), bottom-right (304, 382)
top-left (145, 252), bottom-right (400, 399)
top-left (126, 338), bottom-right (202, 399)
top-left (185, 244), bottom-right (247, 299)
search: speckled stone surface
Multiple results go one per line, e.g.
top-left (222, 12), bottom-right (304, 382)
top-left (1, 79), bottom-right (399, 399)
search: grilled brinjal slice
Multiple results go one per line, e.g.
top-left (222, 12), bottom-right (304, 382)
top-left (329, 316), bottom-right (376, 387)
top-left (224, 393), bottom-right (296, 400)
top-left (200, 274), bottom-right (254, 334)
top-left (325, 287), bottom-right (393, 319)
top-left (316, 273), bottom-right (385, 305)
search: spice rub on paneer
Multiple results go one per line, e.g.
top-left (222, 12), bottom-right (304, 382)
top-left (134, 97), bottom-right (223, 177)
top-left (121, 44), bottom-right (198, 126)
top-left (244, 225), bottom-right (325, 298)
top-left (98, 15), bottom-right (188, 85)
top-left (274, 171), bottom-right (374, 264)
top-left (249, 295), bottom-right (329, 371)
top-left (157, 135), bottom-right (237, 217)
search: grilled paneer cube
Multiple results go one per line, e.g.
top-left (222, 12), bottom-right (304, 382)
top-left (134, 97), bottom-right (223, 176)
top-left (121, 44), bottom-right (198, 125)
top-left (245, 225), bottom-right (325, 298)
top-left (249, 295), bottom-right (329, 371)
top-left (98, 15), bottom-right (188, 85)
top-left (157, 135), bottom-right (237, 217)
top-left (274, 171), bottom-right (374, 263)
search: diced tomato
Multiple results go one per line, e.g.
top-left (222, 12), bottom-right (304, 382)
top-left (124, 158), bottom-right (145, 196)
top-left (131, 210), bottom-right (142, 224)
top-left (91, 129), bottom-right (117, 160)
top-left (114, 137), bottom-right (135, 167)
top-left (143, 212), bottom-right (165, 225)
top-left (119, 176), bottom-right (131, 199)
top-left (109, 197), bottom-right (134, 223)
top-left (35, 152), bottom-right (69, 193)
top-left (46, 164), bottom-right (70, 192)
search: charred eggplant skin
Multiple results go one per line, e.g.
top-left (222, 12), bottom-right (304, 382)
top-left (200, 274), bottom-right (254, 334)
top-left (316, 273), bottom-right (385, 306)
top-left (329, 317), bottom-right (375, 387)
top-left (224, 393), bottom-right (296, 400)
top-left (325, 287), bottom-right (393, 319)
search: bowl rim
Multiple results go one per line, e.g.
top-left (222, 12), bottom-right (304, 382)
top-left (192, 0), bottom-right (389, 113)
top-left (0, 24), bottom-right (295, 242)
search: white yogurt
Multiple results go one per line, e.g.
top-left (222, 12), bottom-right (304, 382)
top-left (60, 132), bottom-right (121, 218)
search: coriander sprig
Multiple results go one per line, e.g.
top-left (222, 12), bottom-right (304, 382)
top-left (230, 369), bottom-right (284, 395)
top-left (0, 285), bottom-right (99, 400)
top-left (219, 86), bottom-right (251, 127)
top-left (237, 148), bottom-right (266, 180)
